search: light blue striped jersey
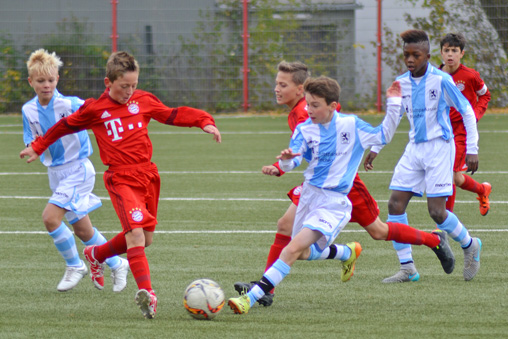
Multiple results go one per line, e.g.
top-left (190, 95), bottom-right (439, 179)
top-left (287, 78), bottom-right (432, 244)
top-left (22, 89), bottom-right (92, 167)
top-left (396, 63), bottom-right (478, 153)
top-left (280, 100), bottom-right (400, 194)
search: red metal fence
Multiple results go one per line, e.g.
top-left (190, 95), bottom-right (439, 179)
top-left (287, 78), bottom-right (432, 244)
top-left (0, 0), bottom-right (506, 114)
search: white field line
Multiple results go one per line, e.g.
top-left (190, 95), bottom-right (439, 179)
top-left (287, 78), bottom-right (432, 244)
top-left (0, 195), bottom-right (506, 205)
top-left (1, 229), bottom-right (506, 235)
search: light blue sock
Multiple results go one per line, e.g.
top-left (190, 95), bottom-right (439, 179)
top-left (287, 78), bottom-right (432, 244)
top-left (437, 211), bottom-right (472, 248)
top-left (49, 222), bottom-right (81, 267)
top-left (317, 244), bottom-right (350, 261)
top-left (82, 227), bottom-right (121, 270)
top-left (247, 259), bottom-right (291, 307)
top-left (388, 213), bottom-right (413, 265)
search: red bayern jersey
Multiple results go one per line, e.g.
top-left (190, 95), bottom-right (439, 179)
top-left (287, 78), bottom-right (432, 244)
top-left (439, 63), bottom-right (491, 123)
top-left (273, 97), bottom-right (309, 175)
top-left (287, 97), bottom-right (309, 132)
top-left (31, 89), bottom-right (216, 168)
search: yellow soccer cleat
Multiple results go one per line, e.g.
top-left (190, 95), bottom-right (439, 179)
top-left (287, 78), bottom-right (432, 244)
top-left (341, 242), bottom-right (362, 282)
top-left (228, 294), bottom-right (251, 315)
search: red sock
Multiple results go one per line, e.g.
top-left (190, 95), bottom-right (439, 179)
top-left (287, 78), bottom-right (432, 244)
top-left (459, 174), bottom-right (485, 195)
top-left (446, 184), bottom-right (456, 212)
top-left (94, 232), bottom-right (127, 262)
top-left (127, 246), bottom-right (152, 291)
top-left (265, 233), bottom-right (291, 294)
top-left (386, 222), bottom-right (439, 248)
top-left (265, 233), bottom-right (291, 272)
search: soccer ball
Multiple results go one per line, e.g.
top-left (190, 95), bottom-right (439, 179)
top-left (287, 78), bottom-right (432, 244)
top-left (183, 278), bottom-right (225, 320)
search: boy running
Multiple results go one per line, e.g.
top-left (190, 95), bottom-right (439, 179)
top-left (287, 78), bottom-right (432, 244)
top-left (22, 49), bottom-right (128, 292)
top-left (229, 76), bottom-right (451, 315)
top-left (234, 61), bottom-right (456, 304)
top-left (365, 30), bottom-right (482, 282)
top-left (439, 33), bottom-right (492, 215)
top-left (20, 51), bottom-right (222, 319)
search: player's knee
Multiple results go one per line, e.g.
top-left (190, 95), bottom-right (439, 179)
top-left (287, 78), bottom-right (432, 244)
top-left (428, 209), bottom-right (447, 224)
top-left (388, 198), bottom-right (407, 215)
top-left (276, 217), bottom-right (293, 236)
top-left (41, 212), bottom-right (61, 232)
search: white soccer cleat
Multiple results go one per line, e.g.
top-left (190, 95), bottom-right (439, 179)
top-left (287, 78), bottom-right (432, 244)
top-left (57, 261), bottom-right (88, 292)
top-left (135, 289), bottom-right (157, 319)
top-left (111, 258), bottom-right (129, 292)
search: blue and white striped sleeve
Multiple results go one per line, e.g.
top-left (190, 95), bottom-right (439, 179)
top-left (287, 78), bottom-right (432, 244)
top-left (368, 96), bottom-right (403, 152)
top-left (279, 126), bottom-right (306, 172)
top-left (21, 109), bottom-right (33, 147)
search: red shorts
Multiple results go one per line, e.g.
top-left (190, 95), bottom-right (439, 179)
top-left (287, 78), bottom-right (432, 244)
top-left (104, 162), bottom-right (161, 233)
top-left (287, 174), bottom-right (379, 227)
top-left (452, 121), bottom-right (468, 172)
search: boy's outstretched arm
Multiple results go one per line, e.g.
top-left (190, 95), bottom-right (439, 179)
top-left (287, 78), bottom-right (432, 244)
top-left (276, 148), bottom-right (301, 161)
top-left (386, 80), bottom-right (401, 98)
top-left (20, 145), bottom-right (39, 163)
top-left (203, 124), bottom-right (222, 143)
top-left (262, 165), bottom-right (281, 176)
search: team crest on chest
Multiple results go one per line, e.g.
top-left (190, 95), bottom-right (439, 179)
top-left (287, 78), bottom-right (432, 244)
top-left (456, 80), bottom-right (466, 92)
top-left (127, 101), bottom-right (140, 114)
top-left (340, 132), bottom-right (350, 144)
top-left (428, 89), bottom-right (438, 100)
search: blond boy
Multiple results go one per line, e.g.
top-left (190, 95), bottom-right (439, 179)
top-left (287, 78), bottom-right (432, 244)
top-left (22, 49), bottom-right (128, 292)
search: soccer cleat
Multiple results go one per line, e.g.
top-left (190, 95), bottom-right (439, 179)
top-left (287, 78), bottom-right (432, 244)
top-left (57, 261), bottom-right (88, 292)
top-left (233, 281), bottom-right (274, 307)
top-left (341, 242), bottom-right (362, 282)
top-left (135, 289), bottom-right (157, 319)
top-left (382, 268), bottom-right (420, 283)
top-left (463, 237), bottom-right (482, 281)
top-left (83, 245), bottom-right (105, 290)
top-left (111, 258), bottom-right (129, 292)
top-left (477, 182), bottom-right (492, 216)
top-left (228, 294), bottom-right (251, 315)
top-left (431, 229), bottom-right (455, 274)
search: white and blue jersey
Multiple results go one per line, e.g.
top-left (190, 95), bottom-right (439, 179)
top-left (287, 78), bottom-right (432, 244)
top-left (22, 89), bottom-right (92, 167)
top-left (380, 63), bottom-right (478, 154)
top-left (280, 98), bottom-right (401, 194)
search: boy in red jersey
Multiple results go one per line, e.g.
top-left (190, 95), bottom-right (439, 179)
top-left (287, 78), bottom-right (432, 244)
top-left (439, 33), bottom-right (492, 215)
top-left (20, 51), bottom-right (221, 319)
top-left (233, 61), bottom-right (455, 306)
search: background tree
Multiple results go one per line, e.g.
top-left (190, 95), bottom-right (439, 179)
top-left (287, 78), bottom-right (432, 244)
top-left (381, 0), bottom-right (507, 107)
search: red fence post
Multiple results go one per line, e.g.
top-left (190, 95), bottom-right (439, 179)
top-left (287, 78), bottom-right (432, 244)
top-left (111, 0), bottom-right (118, 52)
top-left (376, 0), bottom-right (382, 112)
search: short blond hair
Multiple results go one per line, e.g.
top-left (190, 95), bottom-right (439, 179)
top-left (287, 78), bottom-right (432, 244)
top-left (106, 51), bottom-right (139, 82)
top-left (26, 49), bottom-right (62, 77)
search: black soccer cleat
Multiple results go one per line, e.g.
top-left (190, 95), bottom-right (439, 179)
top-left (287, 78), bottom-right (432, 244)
top-left (431, 229), bottom-right (455, 274)
top-left (233, 281), bottom-right (274, 307)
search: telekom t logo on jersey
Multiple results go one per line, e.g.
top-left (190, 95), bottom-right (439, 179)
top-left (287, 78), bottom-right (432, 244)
top-left (104, 118), bottom-right (124, 141)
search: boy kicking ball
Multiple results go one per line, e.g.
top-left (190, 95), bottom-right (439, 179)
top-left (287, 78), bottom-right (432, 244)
top-left (21, 51), bottom-right (221, 319)
top-left (228, 76), bottom-right (439, 314)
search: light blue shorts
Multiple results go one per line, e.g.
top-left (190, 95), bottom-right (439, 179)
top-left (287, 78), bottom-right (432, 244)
top-left (292, 183), bottom-right (351, 252)
top-left (47, 158), bottom-right (101, 224)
